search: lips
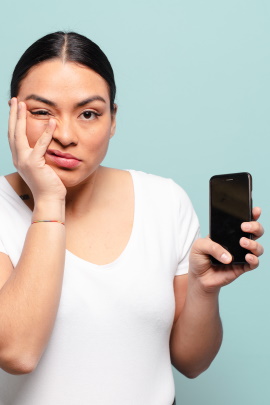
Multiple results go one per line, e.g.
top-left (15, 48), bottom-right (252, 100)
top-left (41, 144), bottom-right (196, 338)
top-left (46, 149), bottom-right (81, 169)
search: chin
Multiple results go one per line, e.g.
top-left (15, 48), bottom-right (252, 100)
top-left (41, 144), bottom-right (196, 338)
top-left (55, 167), bottom-right (98, 189)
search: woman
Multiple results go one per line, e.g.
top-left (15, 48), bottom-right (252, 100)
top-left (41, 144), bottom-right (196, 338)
top-left (0, 32), bottom-right (264, 405)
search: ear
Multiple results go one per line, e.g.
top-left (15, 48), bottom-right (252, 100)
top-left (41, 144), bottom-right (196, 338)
top-left (110, 103), bottom-right (118, 139)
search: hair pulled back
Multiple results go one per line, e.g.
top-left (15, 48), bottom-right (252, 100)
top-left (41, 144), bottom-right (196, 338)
top-left (10, 31), bottom-right (116, 111)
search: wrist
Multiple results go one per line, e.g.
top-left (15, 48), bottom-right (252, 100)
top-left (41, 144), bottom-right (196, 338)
top-left (188, 271), bottom-right (221, 299)
top-left (32, 199), bottom-right (65, 223)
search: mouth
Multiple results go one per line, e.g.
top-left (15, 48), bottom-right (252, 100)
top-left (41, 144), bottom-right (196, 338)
top-left (46, 149), bottom-right (82, 169)
top-left (47, 149), bottom-right (81, 160)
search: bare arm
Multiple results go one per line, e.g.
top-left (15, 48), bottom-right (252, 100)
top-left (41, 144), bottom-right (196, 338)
top-left (170, 208), bottom-right (264, 378)
top-left (170, 274), bottom-right (222, 378)
top-left (0, 99), bottom-right (67, 374)
top-left (0, 201), bottom-right (65, 375)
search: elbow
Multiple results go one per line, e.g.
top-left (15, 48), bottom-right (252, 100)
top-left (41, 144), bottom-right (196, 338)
top-left (0, 350), bottom-right (38, 375)
top-left (172, 359), bottom-right (211, 379)
top-left (1, 358), bottom-right (37, 375)
top-left (181, 373), bottom-right (199, 379)
top-left (180, 367), bottom-right (208, 379)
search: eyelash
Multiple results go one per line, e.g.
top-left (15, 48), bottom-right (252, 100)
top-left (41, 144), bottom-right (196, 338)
top-left (30, 110), bottom-right (50, 116)
top-left (29, 110), bottom-right (101, 120)
top-left (79, 110), bottom-right (101, 120)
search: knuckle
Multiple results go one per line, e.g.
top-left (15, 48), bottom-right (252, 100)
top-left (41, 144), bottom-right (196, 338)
top-left (37, 133), bottom-right (50, 145)
top-left (192, 238), bottom-right (206, 253)
top-left (210, 242), bottom-right (219, 255)
top-left (253, 257), bottom-right (259, 267)
top-left (252, 221), bottom-right (259, 231)
top-left (16, 157), bottom-right (27, 170)
top-left (37, 138), bottom-right (48, 147)
top-left (193, 238), bottom-right (202, 248)
top-left (252, 241), bottom-right (259, 253)
top-left (255, 222), bottom-right (263, 233)
top-left (17, 111), bottom-right (24, 120)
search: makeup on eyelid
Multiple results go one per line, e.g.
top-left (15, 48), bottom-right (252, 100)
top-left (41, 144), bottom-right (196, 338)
top-left (29, 110), bottom-right (101, 120)
top-left (16, 60), bottom-right (116, 186)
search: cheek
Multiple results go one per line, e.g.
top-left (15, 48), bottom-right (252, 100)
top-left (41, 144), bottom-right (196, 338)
top-left (84, 123), bottom-right (112, 151)
top-left (26, 117), bottom-right (48, 147)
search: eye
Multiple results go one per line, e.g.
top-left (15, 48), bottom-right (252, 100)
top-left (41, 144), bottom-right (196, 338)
top-left (29, 110), bottom-right (51, 119)
top-left (79, 110), bottom-right (101, 121)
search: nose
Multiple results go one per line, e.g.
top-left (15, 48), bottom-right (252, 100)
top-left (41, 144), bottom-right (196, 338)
top-left (52, 119), bottom-right (78, 146)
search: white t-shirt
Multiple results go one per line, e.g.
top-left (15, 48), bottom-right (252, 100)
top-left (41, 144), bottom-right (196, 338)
top-left (0, 170), bottom-right (199, 405)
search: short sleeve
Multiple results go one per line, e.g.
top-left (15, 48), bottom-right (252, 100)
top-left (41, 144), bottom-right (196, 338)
top-left (0, 237), bottom-right (8, 255)
top-left (170, 181), bottom-right (200, 276)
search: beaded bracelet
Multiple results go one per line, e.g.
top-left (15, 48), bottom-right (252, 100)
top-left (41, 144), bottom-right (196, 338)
top-left (32, 220), bottom-right (65, 225)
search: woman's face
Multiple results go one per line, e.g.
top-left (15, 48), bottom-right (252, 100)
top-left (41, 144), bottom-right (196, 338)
top-left (16, 59), bottom-right (116, 187)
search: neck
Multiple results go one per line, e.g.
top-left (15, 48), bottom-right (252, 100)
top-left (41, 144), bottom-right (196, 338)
top-left (8, 165), bottom-right (108, 215)
top-left (65, 167), bottom-right (102, 216)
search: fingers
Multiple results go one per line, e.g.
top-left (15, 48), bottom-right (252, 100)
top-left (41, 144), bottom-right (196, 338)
top-left (252, 206), bottom-right (261, 221)
top-left (244, 253), bottom-right (259, 271)
top-left (240, 237), bottom-right (264, 257)
top-left (32, 118), bottom-right (56, 159)
top-left (192, 238), bottom-right (233, 265)
top-left (8, 98), bottom-right (18, 152)
top-left (14, 102), bottom-right (30, 150)
top-left (241, 220), bottom-right (264, 239)
top-left (9, 99), bottom-right (56, 164)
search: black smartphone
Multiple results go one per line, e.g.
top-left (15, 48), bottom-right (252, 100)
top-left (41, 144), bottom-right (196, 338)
top-left (210, 172), bottom-right (253, 265)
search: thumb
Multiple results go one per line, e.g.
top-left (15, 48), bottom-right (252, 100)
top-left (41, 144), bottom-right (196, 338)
top-left (32, 119), bottom-right (56, 158)
top-left (191, 238), bottom-right (233, 265)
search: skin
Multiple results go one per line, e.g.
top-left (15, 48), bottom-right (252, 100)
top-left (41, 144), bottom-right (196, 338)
top-left (10, 60), bottom-right (117, 195)
top-left (7, 60), bottom-right (133, 264)
top-left (171, 209), bottom-right (264, 376)
top-left (0, 59), bottom-right (264, 377)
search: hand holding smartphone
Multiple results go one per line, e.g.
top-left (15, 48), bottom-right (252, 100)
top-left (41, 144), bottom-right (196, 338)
top-left (210, 172), bottom-right (253, 265)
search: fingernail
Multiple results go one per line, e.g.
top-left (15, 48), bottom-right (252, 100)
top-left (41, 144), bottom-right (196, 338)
top-left (221, 253), bottom-right (229, 262)
top-left (243, 223), bottom-right (251, 231)
top-left (241, 238), bottom-right (249, 247)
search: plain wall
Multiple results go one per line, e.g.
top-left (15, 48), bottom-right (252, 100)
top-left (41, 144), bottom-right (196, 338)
top-left (0, 1), bottom-right (269, 403)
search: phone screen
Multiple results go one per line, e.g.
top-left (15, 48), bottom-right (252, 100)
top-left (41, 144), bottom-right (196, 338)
top-left (210, 172), bottom-right (252, 265)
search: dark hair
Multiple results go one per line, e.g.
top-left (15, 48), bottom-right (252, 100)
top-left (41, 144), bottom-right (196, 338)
top-left (10, 31), bottom-right (116, 112)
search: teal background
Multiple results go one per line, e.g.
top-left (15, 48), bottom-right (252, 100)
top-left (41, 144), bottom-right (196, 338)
top-left (0, 1), bottom-right (269, 403)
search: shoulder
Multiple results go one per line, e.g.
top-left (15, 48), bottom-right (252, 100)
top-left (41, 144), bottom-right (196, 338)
top-left (129, 169), bottom-right (191, 206)
top-left (102, 167), bottom-right (195, 214)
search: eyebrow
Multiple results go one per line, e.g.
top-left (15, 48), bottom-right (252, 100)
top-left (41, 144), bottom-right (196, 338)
top-left (77, 96), bottom-right (106, 107)
top-left (24, 94), bottom-right (107, 108)
top-left (25, 94), bottom-right (56, 107)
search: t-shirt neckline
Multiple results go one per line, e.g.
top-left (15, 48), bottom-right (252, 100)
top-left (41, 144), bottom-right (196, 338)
top-left (66, 170), bottom-right (138, 269)
top-left (0, 170), bottom-right (138, 270)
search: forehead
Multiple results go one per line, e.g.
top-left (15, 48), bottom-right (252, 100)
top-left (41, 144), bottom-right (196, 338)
top-left (18, 59), bottom-right (110, 102)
